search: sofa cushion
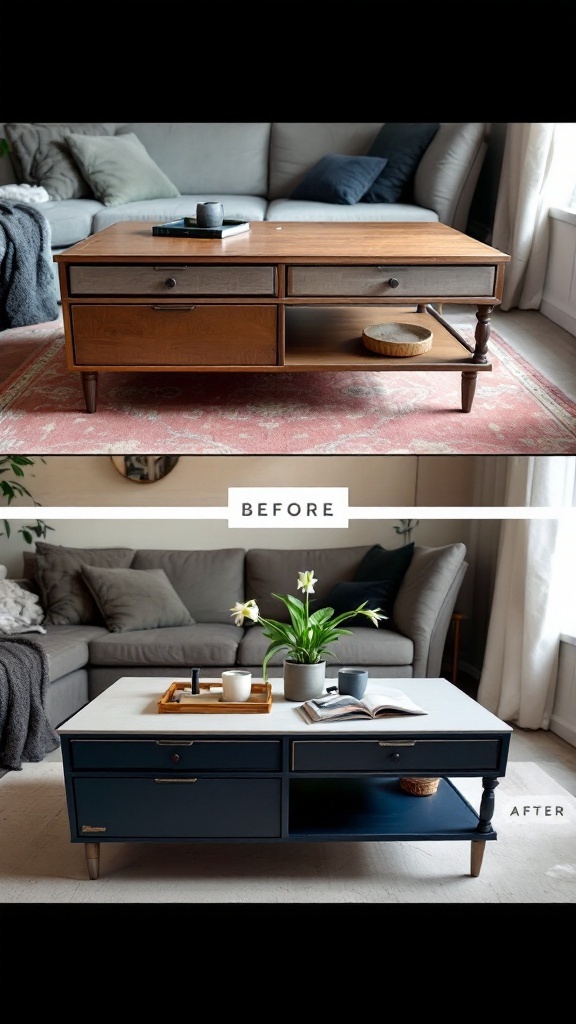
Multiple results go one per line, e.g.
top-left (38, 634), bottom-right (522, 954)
top-left (350, 542), bottom-right (415, 627)
top-left (42, 198), bottom-right (104, 247)
top-left (4, 122), bottom-right (116, 201)
top-left (245, 546), bottom-right (372, 621)
top-left (116, 123), bottom-right (271, 196)
top-left (34, 543), bottom-right (135, 626)
top-left (362, 123), bottom-right (440, 203)
top-left (237, 622), bottom-right (413, 670)
top-left (30, 624), bottom-right (109, 681)
top-left (66, 132), bottom-right (180, 207)
top-left (91, 196), bottom-right (268, 235)
top-left (80, 566), bottom-right (194, 633)
top-left (290, 154), bottom-right (387, 205)
top-left (88, 623), bottom-right (242, 667)
top-left (130, 548), bottom-right (245, 624)
top-left (268, 123), bottom-right (384, 200)
top-left (265, 198), bottom-right (439, 223)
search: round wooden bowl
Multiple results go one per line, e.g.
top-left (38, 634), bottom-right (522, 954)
top-left (399, 777), bottom-right (440, 797)
top-left (362, 322), bottom-right (433, 357)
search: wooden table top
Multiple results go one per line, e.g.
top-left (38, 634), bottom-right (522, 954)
top-left (55, 220), bottom-right (511, 266)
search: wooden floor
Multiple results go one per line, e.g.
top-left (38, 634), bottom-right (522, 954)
top-left (446, 304), bottom-right (576, 402)
top-left (452, 670), bottom-right (576, 798)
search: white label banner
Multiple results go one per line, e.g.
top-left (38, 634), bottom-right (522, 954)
top-left (228, 488), bottom-right (349, 528)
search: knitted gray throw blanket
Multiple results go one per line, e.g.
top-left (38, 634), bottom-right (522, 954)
top-left (0, 636), bottom-right (60, 771)
top-left (0, 200), bottom-right (59, 330)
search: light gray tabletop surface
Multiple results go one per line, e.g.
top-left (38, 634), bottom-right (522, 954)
top-left (57, 676), bottom-right (513, 737)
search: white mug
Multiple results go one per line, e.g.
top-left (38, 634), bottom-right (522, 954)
top-left (221, 670), bottom-right (252, 702)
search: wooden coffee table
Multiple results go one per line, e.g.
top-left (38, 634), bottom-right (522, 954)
top-left (54, 221), bottom-right (510, 414)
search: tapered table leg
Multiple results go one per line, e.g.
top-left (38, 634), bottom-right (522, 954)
top-left (461, 371), bottom-right (478, 412)
top-left (81, 371), bottom-right (98, 413)
top-left (470, 840), bottom-right (486, 877)
top-left (85, 842), bottom-right (100, 880)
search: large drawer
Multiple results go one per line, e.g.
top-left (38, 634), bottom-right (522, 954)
top-left (287, 264), bottom-right (497, 298)
top-left (69, 738), bottom-right (281, 771)
top-left (68, 264), bottom-right (277, 297)
top-left (70, 304), bottom-right (278, 366)
top-left (291, 738), bottom-right (503, 773)
top-left (74, 778), bottom-right (282, 838)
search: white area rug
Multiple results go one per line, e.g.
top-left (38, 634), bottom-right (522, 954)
top-left (0, 760), bottom-right (574, 903)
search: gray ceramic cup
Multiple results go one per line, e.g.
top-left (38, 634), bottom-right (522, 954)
top-left (338, 667), bottom-right (369, 700)
top-left (196, 202), bottom-right (224, 228)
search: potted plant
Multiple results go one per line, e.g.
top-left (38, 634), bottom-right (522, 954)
top-left (230, 569), bottom-right (386, 701)
top-left (0, 457), bottom-right (54, 579)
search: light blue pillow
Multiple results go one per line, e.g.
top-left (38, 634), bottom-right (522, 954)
top-left (291, 153), bottom-right (388, 204)
top-left (66, 132), bottom-right (180, 207)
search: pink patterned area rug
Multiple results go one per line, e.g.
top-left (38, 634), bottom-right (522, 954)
top-left (0, 318), bottom-right (575, 454)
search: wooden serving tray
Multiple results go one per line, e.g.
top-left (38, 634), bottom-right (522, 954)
top-left (158, 680), bottom-right (272, 714)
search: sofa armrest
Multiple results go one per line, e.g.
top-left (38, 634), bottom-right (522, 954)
top-left (392, 543), bottom-right (468, 677)
top-left (414, 123), bottom-right (488, 230)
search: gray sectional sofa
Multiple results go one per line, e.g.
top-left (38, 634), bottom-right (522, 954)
top-left (0, 122), bottom-right (489, 301)
top-left (7, 539), bottom-right (468, 730)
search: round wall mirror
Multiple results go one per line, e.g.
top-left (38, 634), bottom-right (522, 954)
top-left (111, 455), bottom-right (180, 483)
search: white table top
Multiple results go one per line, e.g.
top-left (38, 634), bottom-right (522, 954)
top-left (57, 676), bottom-right (512, 737)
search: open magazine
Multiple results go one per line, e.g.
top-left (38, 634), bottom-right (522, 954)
top-left (298, 688), bottom-right (427, 724)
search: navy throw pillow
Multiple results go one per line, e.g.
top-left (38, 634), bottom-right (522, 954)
top-left (354, 542), bottom-right (415, 583)
top-left (291, 153), bottom-right (388, 205)
top-left (362, 123), bottom-right (440, 203)
top-left (325, 579), bottom-right (398, 629)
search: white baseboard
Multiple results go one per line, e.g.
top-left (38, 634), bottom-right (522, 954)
top-left (549, 711), bottom-right (576, 748)
top-left (539, 298), bottom-right (576, 338)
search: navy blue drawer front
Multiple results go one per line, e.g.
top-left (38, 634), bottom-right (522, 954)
top-left (70, 739), bottom-right (281, 771)
top-left (291, 739), bottom-right (502, 773)
top-left (74, 778), bottom-right (282, 838)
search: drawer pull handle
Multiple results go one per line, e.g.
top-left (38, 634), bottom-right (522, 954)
top-left (152, 305), bottom-right (197, 311)
top-left (378, 741), bottom-right (416, 747)
top-left (165, 277), bottom-right (177, 288)
top-left (156, 740), bottom-right (194, 746)
top-left (388, 278), bottom-right (400, 288)
top-left (155, 778), bottom-right (198, 783)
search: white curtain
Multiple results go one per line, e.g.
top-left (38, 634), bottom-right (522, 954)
top-left (492, 123), bottom-right (576, 311)
top-left (477, 456), bottom-right (576, 729)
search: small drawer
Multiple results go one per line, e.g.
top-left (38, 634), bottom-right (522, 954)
top-left (287, 264), bottom-right (497, 298)
top-left (70, 304), bottom-right (278, 366)
top-left (70, 738), bottom-right (281, 771)
top-left (74, 777), bottom-right (282, 838)
top-left (291, 738), bottom-right (503, 773)
top-left (68, 264), bottom-right (277, 297)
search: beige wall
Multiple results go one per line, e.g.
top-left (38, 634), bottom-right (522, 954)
top-left (0, 516), bottom-right (473, 578)
top-left (6, 455), bottom-right (480, 507)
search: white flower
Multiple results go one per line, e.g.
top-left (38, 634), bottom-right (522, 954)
top-left (230, 599), bottom-right (260, 626)
top-left (363, 608), bottom-right (387, 627)
top-left (297, 570), bottom-right (317, 594)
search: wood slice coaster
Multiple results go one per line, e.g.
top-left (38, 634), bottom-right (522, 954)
top-left (362, 322), bottom-right (433, 357)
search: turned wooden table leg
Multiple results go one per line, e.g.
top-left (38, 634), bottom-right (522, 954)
top-left (81, 371), bottom-right (99, 413)
top-left (85, 842), bottom-right (100, 880)
top-left (470, 776), bottom-right (500, 876)
top-left (473, 304), bottom-right (494, 364)
top-left (461, 371), bottom-right (478, 412)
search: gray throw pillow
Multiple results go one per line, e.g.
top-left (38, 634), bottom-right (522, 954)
top-left (66, 132), bottom-right (180, 207)
top-left (4, 122), bottom-right (115, 200)
top-left (80, 565), bottom-right (195, 633)
top-left (34, 542), bottom-right (135, 625)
